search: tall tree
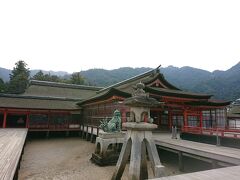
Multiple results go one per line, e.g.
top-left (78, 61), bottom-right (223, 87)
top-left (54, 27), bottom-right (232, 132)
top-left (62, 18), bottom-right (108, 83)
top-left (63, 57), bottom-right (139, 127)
top-left (32, 70), bottom-right (45, 81)
top-left (8, 60), bottom-right (30, 94)
top-left (70, 72), bottom-right (85, 85)
top-left (0, 78), bottom-right (6, 93)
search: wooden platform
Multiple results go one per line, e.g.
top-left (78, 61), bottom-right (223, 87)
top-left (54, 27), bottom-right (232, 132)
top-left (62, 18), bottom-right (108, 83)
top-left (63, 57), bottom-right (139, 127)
top-left (0, 128), bottom-right (28, 180)
top-left (153, 133), bottom-right (240, 165)
top-left (156, 165), bottom-right (240, 180)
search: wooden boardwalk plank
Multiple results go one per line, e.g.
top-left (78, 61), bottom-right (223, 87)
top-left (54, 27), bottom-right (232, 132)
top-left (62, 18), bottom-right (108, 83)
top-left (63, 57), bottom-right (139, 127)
top-left (0, 129), bottom-right (28, 180)
top-left (153, 133), bottom-right (240, 165)
top-left (156, 165), bottom-right (240, 180)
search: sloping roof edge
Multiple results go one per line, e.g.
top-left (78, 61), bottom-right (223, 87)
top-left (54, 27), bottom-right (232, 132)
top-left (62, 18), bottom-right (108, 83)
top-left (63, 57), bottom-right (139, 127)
top-left (97, 68), bottom-right (155, 93)
top-left (0, 93), bottom-right (82, 101)
top-left (78, 88), bottom-right (131, 105)
top-left (186, 100), bottom-right (231, 106)
top-left (143, 72), bottom-right (180, 90)
top-left (145, 86), bottom-right (213, 99)
top-left (29, 80), bottom-right (103, 91)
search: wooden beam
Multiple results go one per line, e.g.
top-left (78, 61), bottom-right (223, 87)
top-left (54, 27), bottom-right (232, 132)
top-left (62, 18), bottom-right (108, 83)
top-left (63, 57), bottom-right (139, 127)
top-left (3, 111), bottom-right (7, 128)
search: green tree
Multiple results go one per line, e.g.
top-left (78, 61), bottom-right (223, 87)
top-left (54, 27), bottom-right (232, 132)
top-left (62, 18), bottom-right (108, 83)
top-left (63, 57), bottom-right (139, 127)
top-left (32, 71), bottom-right (62, 82)
top-left (32, 70), bottom-right (45, 81)
top-left (0, 78), bottom-right (6, 93)
top-left (8, 60), bottom-right (30, 94)
top-left (70, 72), bottom-right (85, 85)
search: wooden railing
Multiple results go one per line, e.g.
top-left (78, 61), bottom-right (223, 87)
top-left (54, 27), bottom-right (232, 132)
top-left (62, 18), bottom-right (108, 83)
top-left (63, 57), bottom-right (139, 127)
top-left (182, 126), bottom-right (240, 139)
top-left (80, 124), bottom-right (101, 143)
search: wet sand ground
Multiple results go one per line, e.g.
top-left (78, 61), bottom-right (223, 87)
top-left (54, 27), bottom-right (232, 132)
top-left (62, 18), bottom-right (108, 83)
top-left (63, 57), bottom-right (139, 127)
top-left (19, 137), bottom-right (182, 180)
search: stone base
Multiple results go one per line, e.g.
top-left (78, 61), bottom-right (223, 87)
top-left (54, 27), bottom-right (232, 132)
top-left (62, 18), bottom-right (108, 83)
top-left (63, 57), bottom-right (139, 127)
top-left (91, 152), bottom-right (121, 166)
top-left (91, 132), bottom-right (125, 166)
top-left (98, 132), bottom-right (125, 139)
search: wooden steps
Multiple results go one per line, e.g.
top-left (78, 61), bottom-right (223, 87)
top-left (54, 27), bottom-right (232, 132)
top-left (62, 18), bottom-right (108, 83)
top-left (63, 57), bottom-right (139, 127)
top-left (0, 129), bottom-right (28, 180)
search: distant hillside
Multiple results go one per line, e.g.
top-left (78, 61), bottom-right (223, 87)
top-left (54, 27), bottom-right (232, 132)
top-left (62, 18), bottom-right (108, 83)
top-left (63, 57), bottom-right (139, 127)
top-left (161, 66), bottom-right (211, 90)
top-left (0, 68), bottom-right (11, 82)
top-left (80, 67), bottom-right (152, 86)
top-left (161, 62), bottom-right (240, 101)
top-left (0, 62), bottom-right (239, 101)
top-left (192, 62), bottom-right (240, 101)
top-left (30, 70), bottom-right (69, 77)
top-left (0, 68), bottom-right (70, 82)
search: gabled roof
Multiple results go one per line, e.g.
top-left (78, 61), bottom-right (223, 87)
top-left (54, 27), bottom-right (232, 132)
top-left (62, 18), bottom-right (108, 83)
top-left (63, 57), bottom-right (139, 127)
top-left (227, 105), bottom-right (240, 118)
top-left (145, 87), bottom-right (212, 99)
top-left (186, 99), bottom-right (231, 106)
top-left (0, 94), bottom-right (81, 110)
top-left (78, 88), bottom-right (131, 105)
top-left (24, 80), bottom-right (102, 100)
top-left (97, 69), bottom-right (155, 94)
top-left (83, 67), bottom-right (215, 104)
top-left (228, 105), bottom-right (240, 114)
top-left (142, 72), bottom-right (180, 90)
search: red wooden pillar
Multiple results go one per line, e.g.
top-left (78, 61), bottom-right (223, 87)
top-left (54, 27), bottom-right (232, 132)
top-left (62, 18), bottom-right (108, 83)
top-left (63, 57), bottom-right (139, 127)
top-left (26, 111), bottom-right (30, 128)
top-left (121, 109), bottom-right (126, 123)
top-left (199, 111), bottom-right (203, 128)
top-left (169, 110), bottom-right (172, 129)
top-left (48, 111), bottom-right (50, 129)
top-left (3, 110), bottom-right (7, 128)
top-left (183, 110), bottom-right (187, 127)
top-left (199, 111), bottom-right (203, 134)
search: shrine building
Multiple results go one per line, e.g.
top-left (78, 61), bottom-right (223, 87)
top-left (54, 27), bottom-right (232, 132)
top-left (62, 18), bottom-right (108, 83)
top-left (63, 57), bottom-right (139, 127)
top-left (0, 67), bottom-right (232, 138)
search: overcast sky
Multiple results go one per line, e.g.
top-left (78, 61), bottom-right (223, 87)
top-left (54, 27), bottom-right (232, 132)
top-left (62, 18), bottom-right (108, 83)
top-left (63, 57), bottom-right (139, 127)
top-left (0, 0), bottom-right (240, 73)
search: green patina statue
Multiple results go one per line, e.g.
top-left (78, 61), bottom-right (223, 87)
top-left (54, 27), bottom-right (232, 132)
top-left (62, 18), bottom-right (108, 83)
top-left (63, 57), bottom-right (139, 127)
top-left (99, 110), bottom-right (121, 132)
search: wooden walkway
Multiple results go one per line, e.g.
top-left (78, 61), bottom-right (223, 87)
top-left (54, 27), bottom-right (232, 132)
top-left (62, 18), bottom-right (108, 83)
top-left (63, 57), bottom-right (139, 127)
top-left (81, 126), bottom-right (240, 178)
top-left (157, 165), bottom-right (240, 180)
top-left (153, 133), bottom-right (240, 165)
top-left (81, 126), bottom-right (240, 165)
top-left (0, 128), bottom-right (28, 180)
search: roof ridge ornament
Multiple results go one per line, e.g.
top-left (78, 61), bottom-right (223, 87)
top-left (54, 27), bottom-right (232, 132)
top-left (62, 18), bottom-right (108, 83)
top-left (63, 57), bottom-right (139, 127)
top-left (156, 64), bottom-right (161, 73)
top-left (125, 82), bottom-right (163, 107)
top-left (132, 82), bottom-right (148, 97)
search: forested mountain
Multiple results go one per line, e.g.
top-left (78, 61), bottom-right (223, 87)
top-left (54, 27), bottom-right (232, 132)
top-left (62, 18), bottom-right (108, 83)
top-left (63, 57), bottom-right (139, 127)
top-left (0, 62), bottom-right (239, 100)
top-left (0, 67), bottom-right (11, 82)
top-left (80, 67), bottom-right (152, 86)
top-left (161, 63), bottom-right (240, 101)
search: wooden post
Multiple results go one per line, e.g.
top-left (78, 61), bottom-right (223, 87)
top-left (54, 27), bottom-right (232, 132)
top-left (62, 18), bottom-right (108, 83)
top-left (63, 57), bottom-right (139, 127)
top-left (216, 129), bottom-right (221, 146)
top-left (183, 110), bottom-right (187, 127)
top-left (86, 125), bottom-right (89, 141)
top-left (3, 111), bottom-right (7, 128)
top-left (178, 151), bottom-right (184, 171)
top-left (47, 111), bottom-right (50, 130)
top-left (97, 126), bottom-right (99, 137)
top-left (82, 124), bottom-right (85, 139)
top-left (169, 110), bottom-right (172, 131)
top-left (199, 111), bottom-right (203, 133)
top-left (211, 160), bottom-right (218, 169)
top-left (26, 112), bottom-right (30, 128)
top-left (46, 131), bottom-right (50, 138)
top-left (90, 126), bottom-right (94, 143)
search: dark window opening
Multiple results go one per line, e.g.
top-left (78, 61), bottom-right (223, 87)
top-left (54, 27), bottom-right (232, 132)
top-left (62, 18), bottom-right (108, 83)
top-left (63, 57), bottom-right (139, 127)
top-left (49, 114), bottom-right (69, 129)
top-left (6, 114), bottom-right (27, 128)
top-left (0, 113), bottom-right (3, 128)
top-left (29, 114), bottom-right (48, 129)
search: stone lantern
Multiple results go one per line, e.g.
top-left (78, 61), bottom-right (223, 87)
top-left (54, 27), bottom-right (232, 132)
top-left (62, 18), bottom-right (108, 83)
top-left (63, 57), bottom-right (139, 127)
top-left (112, 82), bottom-right (164, 180)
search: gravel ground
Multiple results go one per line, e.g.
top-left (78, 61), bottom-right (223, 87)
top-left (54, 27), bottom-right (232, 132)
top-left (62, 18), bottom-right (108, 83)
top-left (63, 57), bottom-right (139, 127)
top-left (19, 138), bottom-right (181, 180)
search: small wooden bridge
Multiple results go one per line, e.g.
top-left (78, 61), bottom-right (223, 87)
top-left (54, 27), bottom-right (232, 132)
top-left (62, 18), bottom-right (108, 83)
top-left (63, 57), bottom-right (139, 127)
top-left (0, 128), bottom-right (28, 180)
